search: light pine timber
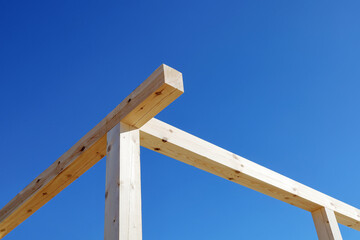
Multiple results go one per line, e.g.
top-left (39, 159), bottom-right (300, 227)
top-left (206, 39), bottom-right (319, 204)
top-left (140, 118), bottom-right (360, 231)
top-left (0, 64), bottom-right (183, 239)
top-left (105, 123), bottom-right (141, 240)
top-left (312, 207), bottom-right (343, 240)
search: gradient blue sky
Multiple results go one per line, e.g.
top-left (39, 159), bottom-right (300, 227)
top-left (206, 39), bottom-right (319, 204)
top-left (1, 1), bottom-right (360, 239)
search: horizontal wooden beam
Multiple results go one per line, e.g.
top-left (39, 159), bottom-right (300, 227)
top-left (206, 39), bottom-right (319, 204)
top-left (0, 64), bottom-right (183, 239)
top-left (140, 118), bottom-right (360, 231)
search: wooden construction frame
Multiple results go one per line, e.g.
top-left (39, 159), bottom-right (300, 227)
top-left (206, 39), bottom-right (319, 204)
top-left (0, 64), bottom-right (359, 239)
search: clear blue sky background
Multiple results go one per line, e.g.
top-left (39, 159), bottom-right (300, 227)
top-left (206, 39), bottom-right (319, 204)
top-left (1, 1), bottom-right (360, 239)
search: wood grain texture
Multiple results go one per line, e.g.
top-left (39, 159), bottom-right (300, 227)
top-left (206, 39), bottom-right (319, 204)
top-left (0, 64), bottom-right (183, 239)
top-left (105, 123), bottom-right (142, 240)
top-left (140, 118), bottom-right (360, 231)
top-left (312, 207), bottom-right (343, 240)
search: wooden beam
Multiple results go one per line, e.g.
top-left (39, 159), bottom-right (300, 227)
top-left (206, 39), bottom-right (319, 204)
top-left (0, 64), bottom-right (183, 239)
top-left (140, 118), bottom-right (360, 231)
top-left (105, 123), bottom-right (142, 240)
top-left (312, 207), bottom-right (343, 240)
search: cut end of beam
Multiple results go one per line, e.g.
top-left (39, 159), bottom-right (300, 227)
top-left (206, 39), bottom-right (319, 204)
top-left (121, 64), bottom-right (184, 128)
top-left (162, 64), bottom-right (184, 92)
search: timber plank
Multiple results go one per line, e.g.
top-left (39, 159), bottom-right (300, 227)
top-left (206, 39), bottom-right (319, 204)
top-left (105, 123), bottom-right (142, 240)
top-left (140, 118), bottom-right (360, 231)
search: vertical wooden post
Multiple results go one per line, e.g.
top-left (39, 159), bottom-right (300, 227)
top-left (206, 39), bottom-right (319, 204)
top-left (312, 207), bottom-right (343, 240)
top-left (105, 122), bottom-right (142, 240)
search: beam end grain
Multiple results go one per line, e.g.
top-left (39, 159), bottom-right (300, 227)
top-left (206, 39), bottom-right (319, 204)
top-left (121, 64), bottom-right (183, 128)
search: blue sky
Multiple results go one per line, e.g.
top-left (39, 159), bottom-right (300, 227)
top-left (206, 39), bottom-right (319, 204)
top-left (1, 0), bottom-right (360, 239)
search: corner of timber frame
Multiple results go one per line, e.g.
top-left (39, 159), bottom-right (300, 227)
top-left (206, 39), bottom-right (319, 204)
top-left (0, 64), bottom-right (359, 240)
top-left (0, 64), bottom-right (183, 239)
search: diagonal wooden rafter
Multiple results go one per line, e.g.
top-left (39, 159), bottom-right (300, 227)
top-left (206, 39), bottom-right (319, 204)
top-left (139, 118), bottom-right (360, 231)
top-left (0, 64), bottom-right (183, 239)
